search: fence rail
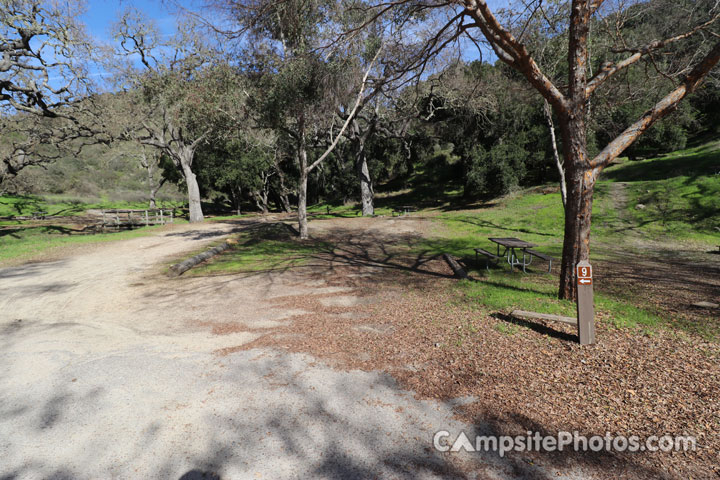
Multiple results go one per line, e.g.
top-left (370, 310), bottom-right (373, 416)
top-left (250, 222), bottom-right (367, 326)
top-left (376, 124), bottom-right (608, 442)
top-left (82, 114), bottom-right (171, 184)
top-left (100, 208), bottom-right (174, 229)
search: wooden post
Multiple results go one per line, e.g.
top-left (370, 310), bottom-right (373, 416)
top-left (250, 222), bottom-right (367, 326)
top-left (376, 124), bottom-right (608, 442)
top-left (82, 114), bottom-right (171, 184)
top-left (145, 210), bottom-right (149, 226)
top-left (576, 260), bottom-right (595, 345)
top-left (169, 210), bottom-right (173, 224)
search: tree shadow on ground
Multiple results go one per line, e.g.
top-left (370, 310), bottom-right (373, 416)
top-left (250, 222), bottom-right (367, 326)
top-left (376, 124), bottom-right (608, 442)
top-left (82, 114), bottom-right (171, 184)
top-left (454, 217), bottom-right (556, 238)
top-left (491, 312), bottom-right (577, 343)
top-left (181, 221), bottom-right (457, 286)
top-left (467, 412), bottom-right (679, 480)
top-left (0, 225), bottom-right (86, 239)
top-left (162, 220), bottom-right (263, 241)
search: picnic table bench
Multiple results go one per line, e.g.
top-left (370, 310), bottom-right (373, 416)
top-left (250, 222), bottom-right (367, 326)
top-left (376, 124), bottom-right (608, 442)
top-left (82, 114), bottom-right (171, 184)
top-left (474, 248), bottom-right (501, 270)
top-left (392, 205), bottom-right (418, 216)
top-left (524, 249), bottom-right (555, 272)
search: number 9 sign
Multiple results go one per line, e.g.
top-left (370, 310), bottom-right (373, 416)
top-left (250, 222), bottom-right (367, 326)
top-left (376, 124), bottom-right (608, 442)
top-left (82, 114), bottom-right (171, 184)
top-left (576, 263), bottom-right (593, 286)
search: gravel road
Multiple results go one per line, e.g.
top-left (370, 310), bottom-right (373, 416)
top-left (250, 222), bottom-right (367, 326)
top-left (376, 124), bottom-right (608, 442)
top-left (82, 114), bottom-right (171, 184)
top-left (0, 220), bottom-right (585, 480)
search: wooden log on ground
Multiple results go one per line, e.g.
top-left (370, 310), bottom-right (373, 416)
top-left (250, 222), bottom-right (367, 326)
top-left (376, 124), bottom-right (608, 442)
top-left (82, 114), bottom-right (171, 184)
top-left (168, 241), bottom-right (232, 277)
top-left (443, 253), bottom-right (468, 279)
top-left (511, 309), bottom-right (577, 326)
top-left (693, 301), bottom-right (719, 309)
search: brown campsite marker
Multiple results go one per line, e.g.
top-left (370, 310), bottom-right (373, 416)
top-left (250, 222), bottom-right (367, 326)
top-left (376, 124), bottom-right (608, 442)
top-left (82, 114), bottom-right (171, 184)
top-left (576, 261), bottom-right (595, 345)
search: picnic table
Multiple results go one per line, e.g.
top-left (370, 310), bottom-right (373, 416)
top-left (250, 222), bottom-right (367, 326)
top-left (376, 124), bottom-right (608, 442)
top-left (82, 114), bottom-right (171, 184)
top-left (392, 205), bottom-right (418, 216)
top-left (488, 237), bottom-right (536, 272)
top-left (471, 236), bottom-right (554, 274)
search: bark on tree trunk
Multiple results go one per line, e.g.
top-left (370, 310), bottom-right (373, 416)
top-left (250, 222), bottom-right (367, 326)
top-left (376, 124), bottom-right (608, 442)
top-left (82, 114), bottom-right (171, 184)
top-left (274, 162), bottom-right (293, 213)
top-left (231, 185), bottom-right (242, 215)
top-left (180, 156), bottom-right (203, 223)
top-left (149, 187), bottom-right (158, 209)
top-left (275, 189), bottom-right (292, 213)
top-left (149, 178), bottom-right (165, 209)
top-left (298, 137), bottom-right (309, 239)
top-left (557, 114), bottom-right (594, 301)
top-left (298, 168), bottom-right (308, 239)
top-left (254, 192), bottom-right (269, 214)
top-left (357, 148), bottom-right (374, 216)
top-left (141, 151), bottom-right (164, 210)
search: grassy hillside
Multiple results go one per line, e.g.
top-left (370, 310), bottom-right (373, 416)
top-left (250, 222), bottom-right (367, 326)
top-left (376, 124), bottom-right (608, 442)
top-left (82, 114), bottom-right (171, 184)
top-left (3, 141), bottom-right (183, 204)
top-left (428, 140), bottom-right (720, 256)
top-left (601, 141), bottom-right (720, 243)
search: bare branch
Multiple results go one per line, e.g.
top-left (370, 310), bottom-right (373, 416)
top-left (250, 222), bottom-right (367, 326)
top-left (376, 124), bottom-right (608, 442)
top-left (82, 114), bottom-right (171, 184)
top-left (591, 40), bottom-right (720, 171)
top-left (586, 14), bottom-right (720, 96)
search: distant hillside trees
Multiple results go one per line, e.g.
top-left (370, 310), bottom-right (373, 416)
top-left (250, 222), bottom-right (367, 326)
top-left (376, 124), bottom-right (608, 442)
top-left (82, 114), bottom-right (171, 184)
top-left (110, 9), bottom-right (242, 223)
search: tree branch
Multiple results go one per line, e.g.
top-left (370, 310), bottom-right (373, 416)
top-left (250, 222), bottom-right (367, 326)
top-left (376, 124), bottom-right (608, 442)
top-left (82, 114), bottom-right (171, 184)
top-left (586, 14), bottom-right (720, 96)
top-left (591, 40), bottom-right (720, 171)
top-left (463, 0), bottom-right (568, 111)
top-left (306, 47), bottom-right (382, 173)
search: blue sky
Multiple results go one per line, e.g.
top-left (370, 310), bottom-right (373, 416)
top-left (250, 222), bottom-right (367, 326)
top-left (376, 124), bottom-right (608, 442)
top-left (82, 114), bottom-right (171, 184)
top-left (78, 0), bottom-right (494, 83)
top-left (82, 0), bottom-right (188, 41)
top-left (79, 0), bottom-right (195, 84)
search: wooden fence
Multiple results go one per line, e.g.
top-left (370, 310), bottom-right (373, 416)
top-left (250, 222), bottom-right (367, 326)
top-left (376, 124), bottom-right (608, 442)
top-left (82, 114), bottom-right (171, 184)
top-left (100, 208), bottom-right (174, 229)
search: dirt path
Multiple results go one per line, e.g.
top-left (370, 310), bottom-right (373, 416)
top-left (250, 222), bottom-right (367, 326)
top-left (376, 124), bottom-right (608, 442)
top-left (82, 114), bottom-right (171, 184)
top-left (0, 218), bottom-right (587, 479)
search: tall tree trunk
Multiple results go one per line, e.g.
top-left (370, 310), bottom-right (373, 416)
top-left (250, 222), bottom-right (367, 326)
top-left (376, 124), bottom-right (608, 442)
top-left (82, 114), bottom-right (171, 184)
top-left (274, 160), bottom-right (293, 213)
top-left (141, 150), bottom-right (164, 209)
top-left (275, 188), bottom-right (292, 213)
top-left (554, 0), bottom-right (592, 301)
top-left (298, 169), bottom-right (308, 238)
top-left (298, 136), bottom-right (309, 239)
top-left (557, 114), bottom-right (593, 301)
top-left (254, 192), bottom-right (269, 214)
top-left (180, 153), bottom-right (203, 223)
top-left (150, 178), bottom-right (165, 208)
top-left (149, 178), bottom-right (165, 209)
top-left (232, 185), bottom-right (242, 215)
top-left (357, 150), bottom-right (374, 216)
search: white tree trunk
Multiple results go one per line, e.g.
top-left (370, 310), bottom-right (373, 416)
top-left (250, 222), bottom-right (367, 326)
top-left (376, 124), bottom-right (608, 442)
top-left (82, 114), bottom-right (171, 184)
top-left (298, 148), bottom-right (309, 239)
top-left (543, 100), bottom-right (567, 207)
top-left (180, 153), bottom-right (204, 223)
top-left (358, 152), bottom-right (374, 216)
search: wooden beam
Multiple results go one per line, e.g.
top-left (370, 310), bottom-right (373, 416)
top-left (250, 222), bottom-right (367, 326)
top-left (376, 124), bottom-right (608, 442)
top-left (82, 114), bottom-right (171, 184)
top-left (511, 309), bottom-right (577, 326)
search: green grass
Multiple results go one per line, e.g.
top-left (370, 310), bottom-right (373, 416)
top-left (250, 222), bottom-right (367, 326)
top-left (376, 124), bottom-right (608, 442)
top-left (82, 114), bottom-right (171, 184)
top-left (189, 223), bottom-right (331, 275)
top-left (0, 225), bottom-right (167, 264)
top-left (601, 141), bottom-right (720, 244)
top-left (422, 191), bottom-right (567, 263)
top-left (454, 271), bottom-right (665, 333)
top-left (0, 194), bottom-right (188, 264)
